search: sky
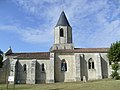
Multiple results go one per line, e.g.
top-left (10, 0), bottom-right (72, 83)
top-left (0, 0), bottom-right (120, 52)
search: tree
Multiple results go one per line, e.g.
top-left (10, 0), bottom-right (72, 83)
top-left (108, 41), bottom-right (120, 79)
top-left (0, 50), bottom-right (3, 68)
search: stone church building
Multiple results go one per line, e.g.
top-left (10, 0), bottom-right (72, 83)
top-left (0, 11), bottom-right (111, 84)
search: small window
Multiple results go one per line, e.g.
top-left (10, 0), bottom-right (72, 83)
top-left (23, 64), bottom-right (27, 72)
top-left (92, 62), bottom-right (94, 69)
top-left (88, 62), bottom-right (91, 69)
top-left (61, 59), bottom-right (67, 71)
top-left (88, 58), bottom-right (94, 69)
top-left (60, 28), bottom-right (64, 37)
top-left (41, 63), bottom-right (45, 72)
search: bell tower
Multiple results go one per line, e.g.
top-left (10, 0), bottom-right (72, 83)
top-left (51, 11), bottom-right (74, 51)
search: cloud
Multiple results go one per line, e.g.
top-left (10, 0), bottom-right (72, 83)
top-left (70, 0), bottom-right (120, 48)
top-left (0, 24), bottom-right (53, 44)
top-left (2, 0), bottom-right (120, 48)
top-left (19, 27), bottom-right (53, 44)
top-left (0, 25), bottom-right (19, 31)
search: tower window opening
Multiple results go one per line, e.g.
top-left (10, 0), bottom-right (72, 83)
top-left (60, 28), bottom-right (64, 37)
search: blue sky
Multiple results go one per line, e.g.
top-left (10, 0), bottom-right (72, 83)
top-left (0, 0), bottom-right (120, 52)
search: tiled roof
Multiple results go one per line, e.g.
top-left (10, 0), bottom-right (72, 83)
top-left (74, 48), bottom-right (109, 53)
top-left (6, 48), bottom-right (109, 59)
top-left (52, 48), bottom-right (109, 53)
top-left (7, 52), bottom-right (50, 59)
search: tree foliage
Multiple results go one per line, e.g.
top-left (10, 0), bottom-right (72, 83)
top-left (108, 41), bottom-right (120, 62)
top-left (107, 41), bottom-right (120, 79)
top-left (112, 62), bottom-right (119, 70)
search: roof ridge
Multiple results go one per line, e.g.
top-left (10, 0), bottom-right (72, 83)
top-left (74, 47), bottom-right (109, 49)
top-left (13, 52), bottom-right (50, 54)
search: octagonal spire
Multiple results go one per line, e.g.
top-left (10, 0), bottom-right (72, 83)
top-left (56, 11), bottom-right (71, 27)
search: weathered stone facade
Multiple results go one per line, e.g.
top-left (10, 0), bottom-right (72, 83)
top-left (0, 11), bottom-right (112, 84)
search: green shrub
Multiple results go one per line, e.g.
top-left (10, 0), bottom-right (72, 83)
top-left (114, 76), bottom-right (120, 80)
top-left (112, 63), bottom-right (119, 70)
top-left (111, 70), bottom-right (119, 80)
top-left (107, 41), bottom-right (120, 80)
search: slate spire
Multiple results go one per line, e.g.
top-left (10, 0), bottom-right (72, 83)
top-left (56, 11), bottom-right (71, 27)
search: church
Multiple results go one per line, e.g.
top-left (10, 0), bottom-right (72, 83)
top-left (0, 11), bottom-right (111, 84)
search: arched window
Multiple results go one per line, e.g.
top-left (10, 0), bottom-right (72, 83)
top-left (60, 28), bottom-right (64, 37)
top-left (61, 59), bottom-right (67, 71)
top-left (23, 64), bottom-right (27, 72)
top-left (88, 58), bottom-right (94, 69)
top-left (41, 63), bottom-right (45, 72)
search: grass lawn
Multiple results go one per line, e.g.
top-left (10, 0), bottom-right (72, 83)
top-left (0, 79), bottom-right (120, 90)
